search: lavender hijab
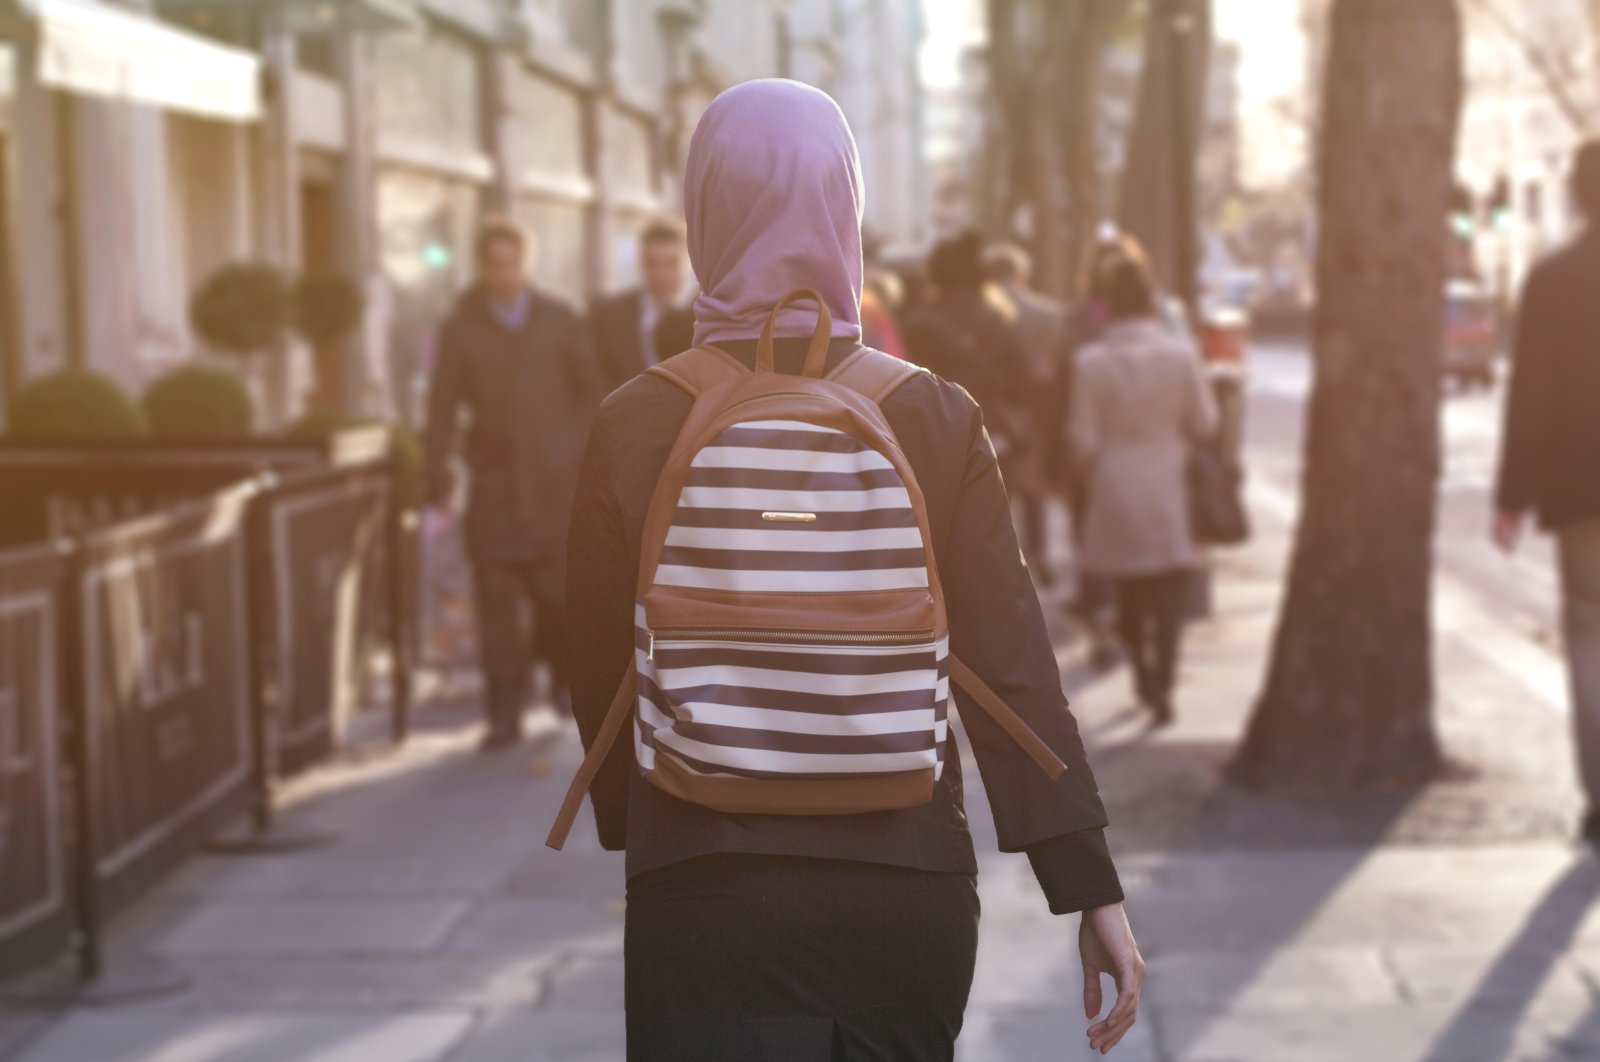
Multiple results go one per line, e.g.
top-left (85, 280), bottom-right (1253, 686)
top-left (685, 79), bottom-right (865, 346)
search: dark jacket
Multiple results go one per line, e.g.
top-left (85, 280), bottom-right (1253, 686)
top-left (1497, 229), bottom-right (1600, 529)
top-left (567, 336), bottom-right (1123, 915)
top-left (900, 290), bottom-right (1030, 475)
top-left (425, 284), bottom-right (604, 562)
top-left (589, 289), bottom-right (693, 392)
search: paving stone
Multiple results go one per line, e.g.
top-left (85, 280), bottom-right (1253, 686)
top-left (958, 1005), bottom-right (1160, 1062)
top-left (541, 948), bottom-right (626, 1011)
top-left (446, 1011), bottom-right (626, 1062)
top-left (115, 956), bottom-right (549, 1012)
top-left (1145, 946), bottom-right (1400, 1011)
top-left (11, 1010), bottom-right (472, 1062)
top-left (148, 900), bottom-right (470, 958)
top-left (1388, 944), bottom-right (1593, 1008)
top-left (437, 899), bottom-right (621, 958)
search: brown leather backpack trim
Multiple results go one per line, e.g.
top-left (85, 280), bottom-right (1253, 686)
top-left (646, 345), bottom-right (749, 397)
top-left (649, 757), bottom-right (937, 816)
top-left (642, 585), bottom-right (942, 638)
top-left (827, 347), bottom-right (923, 404)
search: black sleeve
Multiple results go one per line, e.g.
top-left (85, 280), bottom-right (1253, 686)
top-left (1024, 829), bottom-right (1125, 915)
top-left (564, 310), bottom-right (609, 413)
top-left (1496, 267), bottom-right (1554, 515)
top-left (565, 399), bottom-right (636, 849)
top-left (942, 395), bottom-right (1114, 858)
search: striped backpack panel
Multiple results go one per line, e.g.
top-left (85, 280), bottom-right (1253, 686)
top-left (546, 290), bottom-right (1067, 849)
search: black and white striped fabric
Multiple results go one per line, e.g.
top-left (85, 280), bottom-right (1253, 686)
top-left (656, 419), bottom-right (928, 594)
top-left (638, 417), bottom-right (949, 783)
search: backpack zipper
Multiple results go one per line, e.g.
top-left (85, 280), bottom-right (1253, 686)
top-left (647, 627), bottom-right (935, 660)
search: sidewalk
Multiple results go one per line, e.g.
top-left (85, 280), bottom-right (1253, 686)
top-left (3, 488), bottom-right (1597, 1062)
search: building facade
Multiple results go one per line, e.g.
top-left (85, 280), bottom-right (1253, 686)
top-left (0, 0), bottom-right (929, 426)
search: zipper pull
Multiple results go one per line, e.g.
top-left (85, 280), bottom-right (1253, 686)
top-left (647, 631), bottom-right (655, 661)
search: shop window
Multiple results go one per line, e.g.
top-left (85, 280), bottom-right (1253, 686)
top-left (518, 196), bottom-right (587, 303)
top-left (373, 27), bottom-right (486, 159)
top-left (296, 34), bottom-right (338, 78)
top-left (606, 107), bottom-right (657, 203)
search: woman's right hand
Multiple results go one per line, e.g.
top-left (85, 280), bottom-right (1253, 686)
top-left (1079, 901), bottom-right (1145, 1054)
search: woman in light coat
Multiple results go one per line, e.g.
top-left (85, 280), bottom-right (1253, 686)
top-left (1070, 241), bottom-right (1218, 725)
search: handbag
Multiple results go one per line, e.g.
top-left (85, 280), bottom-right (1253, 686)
top-left (1187, 444), bottom-right (1250, 546)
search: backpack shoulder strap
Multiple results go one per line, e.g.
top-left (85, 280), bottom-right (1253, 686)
top-left (546, 668), bottom-right (637, 850)
top-left (647, 345), bottom-right (748, 397)
top-left (827, 347), bottom-right (923, 405)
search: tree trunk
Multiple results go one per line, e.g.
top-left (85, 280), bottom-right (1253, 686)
top-left (1056, 1), bottom-right (1127, 297)
top-left (1231, 0), bottom-right (1462, 788)
top-left (986, 0), bottom-right (1033, 238)
top-left (1116, 0), bottom-right (1211, 297)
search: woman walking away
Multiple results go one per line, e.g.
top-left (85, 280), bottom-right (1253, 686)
top-left (562, 79), bottom-right (1143, 1060)
top-left (1070, 241), bottom-right (1218, 727)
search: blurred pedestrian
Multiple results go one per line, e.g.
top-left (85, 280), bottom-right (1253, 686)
top-left (1071, 240), bottom-right (1218, 726)
top-left (565, 80), bottom-right (1143, 1059)
top-left (1494, 139), bottom-right (1600, 842)
top-left (1060, 235), bottom-right (1138, 667)
top-left (987, 242), bottom-right (1067, 584)
top-left (591, 219), bottom-right (691, 392)
top-left (861, 269), bottom-right (909, 360)
top-left (424, 218), bottom-right (604, 749)
top-left (902, 231), bottom-right (1030, 482)
top-left (651, 304), bottom-right (696, 364)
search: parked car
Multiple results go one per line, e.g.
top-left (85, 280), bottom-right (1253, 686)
top-left (1442, 279), bottom-right (1501, 388)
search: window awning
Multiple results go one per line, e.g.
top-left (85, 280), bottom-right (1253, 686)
top-left (158, 0), bottom-right (422, 34)
top-left (22, 0), bottom-right (262, 122)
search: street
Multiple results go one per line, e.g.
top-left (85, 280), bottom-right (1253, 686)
top-left (1247, 341), bottom-right (1561, 658)
top-left (4, 348), bottom-right (1598, 1061)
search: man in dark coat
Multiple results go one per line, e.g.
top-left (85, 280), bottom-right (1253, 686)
top-left (901, 231), bottom-right (1030, 486)
top-left (588, 219), bottom-right (691, 392)
top-left (425, 218), bottom-right (605, 748)
top-left (1494, 140), bottom-right (1600, 838)
top-left (986, 242), bottom-right (1067, 583)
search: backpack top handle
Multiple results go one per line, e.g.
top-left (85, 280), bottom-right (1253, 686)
top-left (756, 288), bottom-right (833, 378)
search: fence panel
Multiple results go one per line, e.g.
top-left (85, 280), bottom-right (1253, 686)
top-left (76, 484), bottom-right (256, 914)
top-left (0, 543), bottom-right (69, 977)
top-left (259, 464), bottom-right (391, 775)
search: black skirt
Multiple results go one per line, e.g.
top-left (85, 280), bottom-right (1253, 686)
top-left (625, 853), bottom-right (981, 1061)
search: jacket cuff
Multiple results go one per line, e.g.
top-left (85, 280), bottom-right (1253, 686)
top-left (1024, 828), bottom-right (1125, 915)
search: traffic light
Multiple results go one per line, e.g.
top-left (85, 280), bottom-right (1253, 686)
top-left (1449, 183), bottom-right (1476, 238)
top-left (1487, 175), bottom-right (1513, 231)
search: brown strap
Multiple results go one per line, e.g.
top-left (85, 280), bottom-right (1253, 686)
top-left (545, 668), bottom-right (638, 850)
top-left (757, 289), bottom-right (833, 377)
top-left (948, 654), bottom-right (1068, 780)
top-left (646, 346), bottom-right (748, 397)
top-left (545, 652), bottom-right (1064, 850)
top-left (827, 347), bottom-right (922, 405)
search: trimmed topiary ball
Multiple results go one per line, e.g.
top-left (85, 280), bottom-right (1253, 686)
top-left (6, 369), bottom-right (145, 440)
top-left (190, 262), bottom-right (290, 357)
top-left (142, 365), bottom-right (255, 438)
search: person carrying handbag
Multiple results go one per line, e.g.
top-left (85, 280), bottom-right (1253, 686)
top-left (1069, 240), bottom-right (1220, 726)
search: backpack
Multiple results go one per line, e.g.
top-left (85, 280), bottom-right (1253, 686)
top-left (546, 289), bottom-right (1066, 849)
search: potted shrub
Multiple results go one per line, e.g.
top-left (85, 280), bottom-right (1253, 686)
top-left (190, 262), bottom-right (291, 424)
top-left (142, 365), bottom-right (256, 438)
top-left (6, 368), bottom-right (145, 440)
top-left (291, 272), bottom-right (366, 417)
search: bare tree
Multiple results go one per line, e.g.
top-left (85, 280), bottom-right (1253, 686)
top-left (1466, 0), bottom-right (1592, 133)
top-left (1232, 0), bottom-right (1463, 787)
top-left (1056, 1), bottom-right (1134, 295)
top-left (1116, 0), bottom-right (1212, 300)
top-left (986, 0), bottom-right (1132, 296)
